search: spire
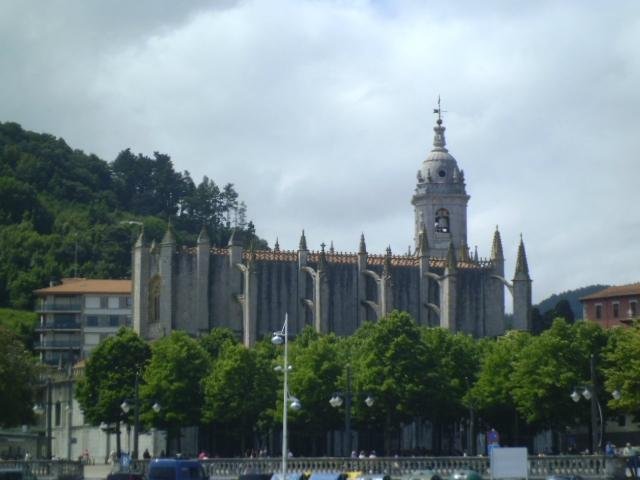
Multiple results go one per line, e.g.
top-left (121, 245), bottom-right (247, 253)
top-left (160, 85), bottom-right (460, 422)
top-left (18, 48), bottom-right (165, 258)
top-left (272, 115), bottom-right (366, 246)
top-left (249, 240), bottom-right (256, 263)
top-left (319, 241), bottom-right (327, 267)
top-left (197, 225), bottom-right (209, 244)
top-left (359, 233), bottom-right (367, 254)
top-left (446, 241), bottom-right (457, 271)
top-left (161, 219), bottom-right (175, 244)
top-left (491, 225), bottom-right (504, 261)
top-left (228, 229), bottom-right (242, 247)
top-left (431, 96), bottom-right (448, 151)
top-left (150, 239), bottom-right (158, 254)
top-left (473, 245), bottom-right (479, 263)
top-left (274, 237), bottom-right (280, 252)
top-left (299, 230), bottom-right (308, 251)
top-left (515, 234), bottom-right (530, 276)
top-left (329, 241), bottom-right (335, 254)
top-left (383, 246), bottom-right (392, 273)
top-left (419, 225), bottom-right (429, 257)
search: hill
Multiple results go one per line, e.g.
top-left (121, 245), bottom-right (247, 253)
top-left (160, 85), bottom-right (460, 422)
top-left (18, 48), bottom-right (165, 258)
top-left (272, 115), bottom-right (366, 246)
top-left (0, 121), bottom-right (265, 309)
top-left (535, 284), bottom-right (609, 320)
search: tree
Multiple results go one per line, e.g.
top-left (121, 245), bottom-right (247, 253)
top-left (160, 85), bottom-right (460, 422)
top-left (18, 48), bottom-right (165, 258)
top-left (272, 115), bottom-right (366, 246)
top-left (286, 327), bottom-right (343, 455)
top-left (0, 326), bottom-right (38, 427)
top-left (76, 328), bottom-right (151, 456)
top-left (467, 331), bottom-right (531, 445)
top-left (510, 319), bottom-right (607, 436)
top-left (202, 342), bottom-right (276, 455)
top-left (141, 331), bottom-right (210, 454)
top-left (350, 310), bottom-right (429, 455)
top-left (199, 327), bottom-right (238, 360)
top-left (603, 326), bottom-right (640, 414)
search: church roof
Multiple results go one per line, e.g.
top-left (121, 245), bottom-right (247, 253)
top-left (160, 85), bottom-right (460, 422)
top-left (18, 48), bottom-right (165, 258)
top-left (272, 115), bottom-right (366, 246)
top-left (204, 247), bottom-right (494, 269)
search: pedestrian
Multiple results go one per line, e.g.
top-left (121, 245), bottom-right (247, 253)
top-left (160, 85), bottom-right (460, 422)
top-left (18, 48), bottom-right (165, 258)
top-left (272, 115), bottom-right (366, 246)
top-left (143, 449), bottom-right (151, 459)
top-left (351, 450), bottom-right (357, 458)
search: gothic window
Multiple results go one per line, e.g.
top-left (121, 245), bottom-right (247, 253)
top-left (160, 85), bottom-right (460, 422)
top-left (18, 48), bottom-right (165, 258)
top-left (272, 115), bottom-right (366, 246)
top-left (149, 275), bottom-right (161, 323)
top-left (595, 304), bottom-right (602, 320)
top-left (435, 208), bottom-right (450, 233)
top-left (630, 301), bottom-right (638, 317)
top-left (613, 302), bottom-right (619, 318)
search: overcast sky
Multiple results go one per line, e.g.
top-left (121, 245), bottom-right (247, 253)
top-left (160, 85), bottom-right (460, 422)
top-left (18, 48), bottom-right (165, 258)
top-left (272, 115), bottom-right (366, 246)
top-left (1, 0), bottom-right (639, 304)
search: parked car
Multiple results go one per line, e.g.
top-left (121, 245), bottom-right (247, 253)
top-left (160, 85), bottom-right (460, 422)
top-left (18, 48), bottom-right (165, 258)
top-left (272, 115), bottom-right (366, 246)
top-left (148, 458), bottom-right (208, 480)
top-left (106, 473), bottom-right (146, 480)
top-left (449, 470), bottom-right (482, 480)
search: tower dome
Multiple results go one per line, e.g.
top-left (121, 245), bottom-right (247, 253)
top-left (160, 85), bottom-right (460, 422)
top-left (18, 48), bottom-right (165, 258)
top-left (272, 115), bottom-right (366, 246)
top-left (419, 118), bottom-right (463, 184)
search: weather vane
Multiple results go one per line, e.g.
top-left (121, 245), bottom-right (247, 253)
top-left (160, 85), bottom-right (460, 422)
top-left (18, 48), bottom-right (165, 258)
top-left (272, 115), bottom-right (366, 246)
top-left (433, 95), bottom-right (447, 122)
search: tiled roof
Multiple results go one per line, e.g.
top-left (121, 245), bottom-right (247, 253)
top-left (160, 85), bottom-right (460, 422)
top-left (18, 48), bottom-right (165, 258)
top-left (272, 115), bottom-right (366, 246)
top-left (207, 248), bottom-right (492, 270)
top-left (34, 278), bottom-right (132, 295)
top-left (581, 283), bottom-right (640, 301)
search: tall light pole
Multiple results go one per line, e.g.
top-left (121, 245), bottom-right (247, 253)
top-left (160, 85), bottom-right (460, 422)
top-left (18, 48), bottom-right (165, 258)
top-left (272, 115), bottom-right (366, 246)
top-left (121, 370), bottom-right (161, 460)
top-left (570, 354), bottom-right (620, 454)
top-left (329, 366), bottom-right (374, 457)
top-left (272, 314), bottom-right (301, 480)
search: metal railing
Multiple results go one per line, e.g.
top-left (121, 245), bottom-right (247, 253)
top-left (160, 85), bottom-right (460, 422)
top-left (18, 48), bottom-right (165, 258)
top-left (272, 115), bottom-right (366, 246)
top-left (0, 460), bottom-right (82, 480)
top-left (36, 304), bottom-right (82, 312)
top-left (126, 455), bottom-right (615, 480)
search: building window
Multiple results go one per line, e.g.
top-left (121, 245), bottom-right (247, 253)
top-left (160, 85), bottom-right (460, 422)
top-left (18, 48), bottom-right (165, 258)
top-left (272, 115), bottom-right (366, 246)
top-left (100, 296), bottom-right (108, 309)
top-left (86, 316), bottom-right (98, 327)
top-left (631, 301), bottom-right (638, 317)
top-left (85, 296), bottom-right (100, 309)
top-left (613, 302), bottom-right (620, 318)
top-left (108, 297), bottom-right (119, 309)
top-left (435, 208), bottom-right (450, 233)
top-left (109, 315), bottom-right (119, 327)
top-left (595, 304), bottom-right (602, 320)
top-left (55, 402), bottom-right (61, 426)
top-left (618, 415), bottom-right (627, 427)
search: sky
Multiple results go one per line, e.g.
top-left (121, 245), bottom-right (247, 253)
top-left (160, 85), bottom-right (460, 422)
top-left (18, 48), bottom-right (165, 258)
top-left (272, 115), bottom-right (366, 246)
top-left (1, 0), bottom-right (639, 304)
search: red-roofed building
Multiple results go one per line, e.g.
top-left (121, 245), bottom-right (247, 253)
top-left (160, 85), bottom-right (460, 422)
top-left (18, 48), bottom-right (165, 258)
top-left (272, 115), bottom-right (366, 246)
top-left (580, 283), bottom-right (640, 328)
top-left (34, 278), bottom-right (132, 367)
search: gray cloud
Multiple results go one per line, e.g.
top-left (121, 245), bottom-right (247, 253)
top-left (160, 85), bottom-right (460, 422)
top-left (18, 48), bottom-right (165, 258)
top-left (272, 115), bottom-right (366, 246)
top-left (1, 0), bottom-right (639, 304)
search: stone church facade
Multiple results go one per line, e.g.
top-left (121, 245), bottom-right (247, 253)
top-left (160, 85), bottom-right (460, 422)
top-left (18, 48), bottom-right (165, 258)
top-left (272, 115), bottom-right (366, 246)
top-left (132, 117), bottom-right (532, 344)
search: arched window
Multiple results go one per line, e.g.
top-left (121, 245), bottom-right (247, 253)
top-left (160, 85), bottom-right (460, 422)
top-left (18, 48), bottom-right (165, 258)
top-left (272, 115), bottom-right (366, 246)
top-left (149, 275), bottom-right (161, 323)
top-left (435, 208), bottom-right (450, 233)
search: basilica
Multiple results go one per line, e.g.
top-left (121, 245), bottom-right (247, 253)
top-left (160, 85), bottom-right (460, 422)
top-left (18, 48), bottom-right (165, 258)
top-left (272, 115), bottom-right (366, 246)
top-left (132, 114), bottom-right (532, 344)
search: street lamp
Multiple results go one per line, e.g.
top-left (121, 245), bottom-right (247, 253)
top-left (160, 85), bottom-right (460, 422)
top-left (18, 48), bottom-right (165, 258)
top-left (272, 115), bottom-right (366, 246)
top-left (328, 365), bottom-right (374, 457)
top-left (569, 354), bottom-right (619, 454)
top-left (272, 314), bottom-right (301, 480)
top-left (121, 370), bottom-right (161, 460)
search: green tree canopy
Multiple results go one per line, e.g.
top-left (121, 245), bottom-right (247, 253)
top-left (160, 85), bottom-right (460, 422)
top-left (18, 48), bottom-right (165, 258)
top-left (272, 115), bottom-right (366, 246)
top-left (141, 331), bottom-right (210, 453)
top-left (0, 326), bottom-right (38, 427)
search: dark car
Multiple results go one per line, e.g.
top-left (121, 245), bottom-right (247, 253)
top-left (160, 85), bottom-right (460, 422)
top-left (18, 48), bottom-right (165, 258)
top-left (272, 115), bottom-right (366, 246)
top-left (148, 459), bottom-right (208, 480)
top-left (106, 473), bottom-right (146, 480)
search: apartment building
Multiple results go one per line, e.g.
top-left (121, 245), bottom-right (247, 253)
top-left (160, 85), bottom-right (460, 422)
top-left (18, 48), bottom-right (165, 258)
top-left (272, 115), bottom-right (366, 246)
top-left (34, 278), bottom-right (132, 367)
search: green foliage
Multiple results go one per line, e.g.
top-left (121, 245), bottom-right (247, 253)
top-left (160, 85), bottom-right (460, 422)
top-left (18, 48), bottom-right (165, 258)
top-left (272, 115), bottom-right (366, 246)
top-left (202, 342), bottom-right (276, 451)
top-left (603, 326), bottom-right (640, 414)
top-left (0, 326), bottom-right (39, 427)
top-left (0, 121), bottom-right (266, 309)
top-left (75, 328), bottom-right (151, 426)
top-left (0, 307), bottom-right (38, 350)
top-left (510, 319), bottom-right (607, 430)
top-left (141, 331), bottom-right (210, 437)
top-left (199, 327), bottom-right (239, 360)
top-left (350, 310), bottom-right (429, 452)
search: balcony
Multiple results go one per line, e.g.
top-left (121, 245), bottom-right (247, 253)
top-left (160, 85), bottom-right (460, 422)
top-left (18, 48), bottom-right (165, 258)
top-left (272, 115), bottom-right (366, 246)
top-left (36, 303), bottom-right (82, 312)
top-left (36, 322), bottom-right (82, 331)
top-left (35, 340), bottom-right (82, 350)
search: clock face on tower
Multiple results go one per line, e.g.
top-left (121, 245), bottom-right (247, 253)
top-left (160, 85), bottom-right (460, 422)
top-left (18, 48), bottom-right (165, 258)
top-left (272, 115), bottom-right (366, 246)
top-left (438, 169), bottom-right (446, 178)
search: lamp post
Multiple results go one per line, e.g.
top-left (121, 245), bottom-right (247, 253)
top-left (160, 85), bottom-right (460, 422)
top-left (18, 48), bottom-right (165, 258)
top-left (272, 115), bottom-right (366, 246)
top-left (272, 314), bottom-right (301, 480)
top-left (121, 370), bottom-right (161, 459)
top-left (328, 365), bottom-right (374, 457)
top-left (570, 354), bottom-right (620, 454)
top-left (33, 376), bottom-right (53, 459)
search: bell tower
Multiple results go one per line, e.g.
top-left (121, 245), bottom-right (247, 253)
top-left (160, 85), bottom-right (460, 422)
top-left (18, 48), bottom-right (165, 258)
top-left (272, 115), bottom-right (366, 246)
top-left (412, 99), bottom-right (470, 258)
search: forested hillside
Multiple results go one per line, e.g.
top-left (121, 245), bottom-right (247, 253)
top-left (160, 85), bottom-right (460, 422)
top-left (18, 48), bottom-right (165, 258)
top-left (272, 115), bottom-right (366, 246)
top-left (0, 121), bottom-right (265, 309)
